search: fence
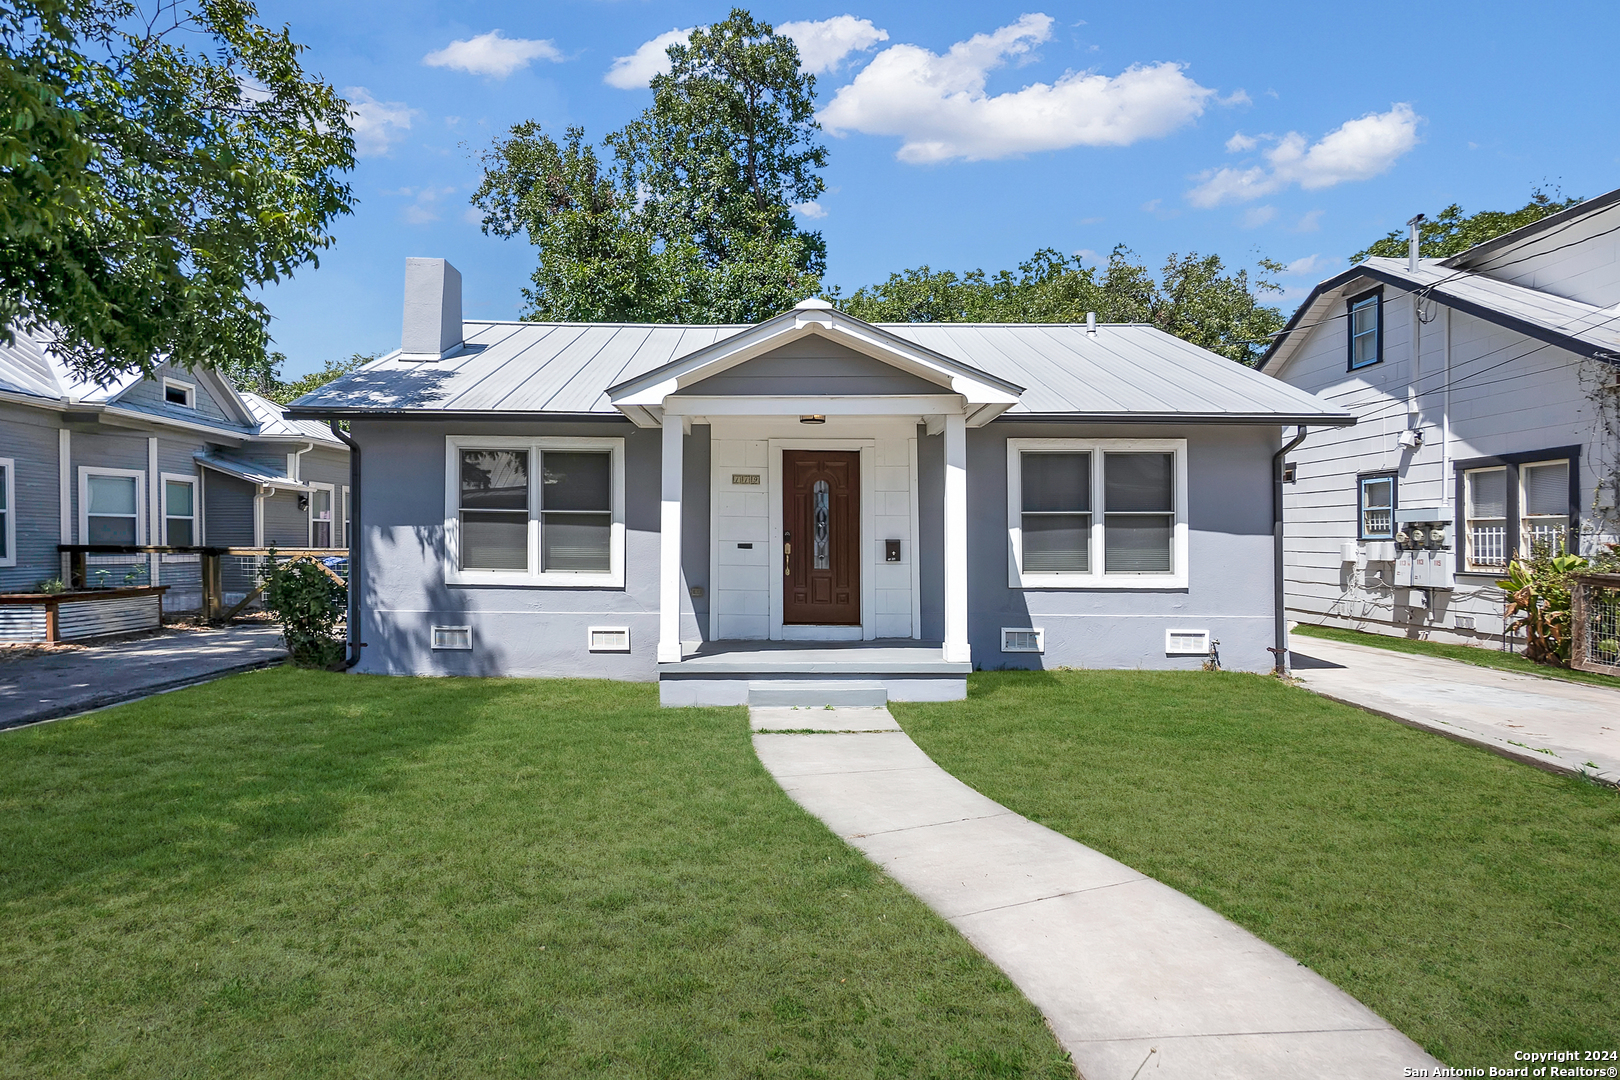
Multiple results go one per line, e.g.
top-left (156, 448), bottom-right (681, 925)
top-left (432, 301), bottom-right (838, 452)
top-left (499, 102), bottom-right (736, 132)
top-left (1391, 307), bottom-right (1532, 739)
top-left (57, 546), bottom-right (348, 621)
top-left (1570, 573), bottom-right (1620, 677)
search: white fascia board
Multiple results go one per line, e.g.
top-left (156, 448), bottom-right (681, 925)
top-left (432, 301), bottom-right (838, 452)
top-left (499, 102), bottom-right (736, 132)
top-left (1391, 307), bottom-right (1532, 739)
top-left (662, 394), bottom-right (965, 417)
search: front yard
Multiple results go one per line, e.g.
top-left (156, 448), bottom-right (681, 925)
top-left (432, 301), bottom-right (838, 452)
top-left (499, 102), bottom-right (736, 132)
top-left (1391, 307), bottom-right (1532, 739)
top-left (894, 671), bottom-right (1620, 1068)
top-left (0, 671), bottom-right (1072, 1079)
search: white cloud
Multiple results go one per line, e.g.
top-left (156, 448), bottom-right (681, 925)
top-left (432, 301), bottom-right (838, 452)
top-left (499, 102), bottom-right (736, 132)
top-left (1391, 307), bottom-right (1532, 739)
top-left (817, 14), bottom-right (1215, 163)
top-left (1293, 209), bottom-right (1325, 233)
top-left (423, 30), bottom-right (563, 78)
top-left (398, 185), bottom-right (459, 225)
top-left (1240, 205), bottom-right (1277, 228)
top-left (1284, 254), bottom-right (1337, 277)
top-left (1187, 103), bottom-right (1420, 207)
top-left (777, 15), bottom-right (888, 74)
top-left (605, 28), bottom-right (693, 88)
top-left (1219, 89), bottom-right (1252, 107)
top-left (791, 200), bottom-right (827, 219)
top-left (1225, 131), bottom-right (1258, 153)
top-left (345, 88), bottom-right (417, 157)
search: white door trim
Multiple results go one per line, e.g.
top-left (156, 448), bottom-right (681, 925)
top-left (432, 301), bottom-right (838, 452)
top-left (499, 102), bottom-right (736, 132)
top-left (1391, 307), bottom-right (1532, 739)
top-left (767, 438), bottom-right (877, 641)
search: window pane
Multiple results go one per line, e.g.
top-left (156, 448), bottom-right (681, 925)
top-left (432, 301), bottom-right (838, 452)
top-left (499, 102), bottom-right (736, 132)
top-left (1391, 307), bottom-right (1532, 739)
top-left (1105, 453), bottom-right (1173, 512)
top-left (1021, 453), bottom-right (1089, 512)
top-left (0, 465), bottom-right (7, 510)
top-left (542, 452), bottom-right (611, 512)
top-left (167, 517), bottom-right (194, 546)
top-left (1105, 515), bottom-right (1173, 573)
top-left (460, 511), bottom-right (528, 569)
top-left (1361, 477), bottom-right (1393, 538)
top-left (542, 512), bottom-right (611, 572)
top-left (1523, 462), bottom-right (1568, 517)
top-left (88, 515), bottom-right (137, 545)
top-left (460, 450), bottom-right (528, 510)
top-left (1352, 300), bottom-right (1377, 337)
top-left (165, 480), bottom-right (192, 517)
top-left (88, 475), bottom-right (137, 515)
top-left (1022, 514), bottom-right (1089, 573)
top-left (1468, 469), bottom-right (1506, 518)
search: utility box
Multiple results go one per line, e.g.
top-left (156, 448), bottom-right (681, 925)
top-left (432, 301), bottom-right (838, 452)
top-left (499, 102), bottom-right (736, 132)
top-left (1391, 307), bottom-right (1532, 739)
top-left (1394, 508), bottom-right (1454, 591)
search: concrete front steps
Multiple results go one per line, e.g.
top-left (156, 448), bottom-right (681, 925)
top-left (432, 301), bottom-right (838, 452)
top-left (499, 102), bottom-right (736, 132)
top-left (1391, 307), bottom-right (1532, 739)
top-left (657, 640), bottom-right (969, 707)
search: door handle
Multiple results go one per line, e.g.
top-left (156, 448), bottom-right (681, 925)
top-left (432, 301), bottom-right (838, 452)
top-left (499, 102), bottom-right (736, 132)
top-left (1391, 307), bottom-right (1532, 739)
top-left (783, 532), bottom-right (792, 576)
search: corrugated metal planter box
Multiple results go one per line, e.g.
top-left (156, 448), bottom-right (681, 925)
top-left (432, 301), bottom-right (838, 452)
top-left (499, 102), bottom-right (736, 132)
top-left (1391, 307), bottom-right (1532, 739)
top-left (0, 586), bottom-right (169, 643)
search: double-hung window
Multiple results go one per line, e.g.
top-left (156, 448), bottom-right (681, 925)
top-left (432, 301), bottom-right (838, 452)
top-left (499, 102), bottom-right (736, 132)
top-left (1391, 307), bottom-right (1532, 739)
top-left (1520, 460), bottom-right (1570, 554)
top-left (81, 469), bottom-right (143, 545)
top-left (162, 476), bottom-right (197, 546)
top-left (1358, 475), bottom-right (1396, 540)
top-left (308, 484), bottom-right (335, 548)
top-left (446, 437), bottom-right (625, 586)
top-left (1463, 467), bottom-right (1508, 571)
top-left (1347, 289), bottom-right (1381, 370)
top-left (1008, 439), bottom-right (1186, 588)
top-left (0, 457), bottom-right (13, 567)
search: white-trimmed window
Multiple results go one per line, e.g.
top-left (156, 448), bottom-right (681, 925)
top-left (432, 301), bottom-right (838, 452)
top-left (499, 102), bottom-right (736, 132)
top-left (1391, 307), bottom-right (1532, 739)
top-left (444, 436), bottom-right (625, 587)
top-left (308, 482), bottom-right (336, 548)
top-left (1464, 466), bottom-right (1508, 571)
top-left (79, 468), bottom-right (144, 546)
top-left (0, 457), bottom-right (14, 567)
top-left (342, 485), bottom-right (351, 548)
top-left (1008, 439), bottom-right (1187, 589)
top-left (1520, 460), bottom-right (1570, 555)
top-left (163, 377), bottom-right (195, 408)
top-left (1358, 475), bottom-right (1396, 540)
top-left (161, 474), bottom-right (197, 546)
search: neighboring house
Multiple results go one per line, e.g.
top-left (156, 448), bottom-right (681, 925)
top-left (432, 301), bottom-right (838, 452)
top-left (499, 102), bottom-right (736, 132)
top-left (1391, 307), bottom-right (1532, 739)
top-left (0, 328), bottom-right (351, 611)
top-left (286, 258), bottom-right (1350, 704)
top-left (1260, 187), bottom-right (1620, 645)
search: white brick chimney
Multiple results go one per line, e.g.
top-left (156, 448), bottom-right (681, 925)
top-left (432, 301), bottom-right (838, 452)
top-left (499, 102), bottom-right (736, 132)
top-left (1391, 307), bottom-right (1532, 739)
top-left (400, 257), bottom-right (463, 361)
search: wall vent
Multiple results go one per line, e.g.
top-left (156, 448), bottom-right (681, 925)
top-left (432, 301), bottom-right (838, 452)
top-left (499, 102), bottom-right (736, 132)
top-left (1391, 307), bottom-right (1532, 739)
top-left (431, 625), bottom-right (472, 651)
top-left (1001, 627), bottom-right (1044, 653)
top-left (588, 626), bottom-right (631, 652)
top-left (1165, 629), bottom-right (1210, 656)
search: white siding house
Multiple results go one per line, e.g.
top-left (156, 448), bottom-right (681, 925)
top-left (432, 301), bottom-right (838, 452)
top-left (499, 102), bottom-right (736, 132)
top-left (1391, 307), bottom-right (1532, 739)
top-left (1261, 188), bottom-right (1620, 645)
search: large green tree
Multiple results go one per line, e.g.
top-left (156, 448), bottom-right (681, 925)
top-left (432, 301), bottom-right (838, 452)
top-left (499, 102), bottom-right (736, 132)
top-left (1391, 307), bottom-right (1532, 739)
top-left (1, 0), bottom-right (354, 385)
top-left (839, 247), bottom-right (1288, 366)
top-left (473, 8), bottom-right (825, 324)
top-left (1351, 188), bottom-right (1581, 263)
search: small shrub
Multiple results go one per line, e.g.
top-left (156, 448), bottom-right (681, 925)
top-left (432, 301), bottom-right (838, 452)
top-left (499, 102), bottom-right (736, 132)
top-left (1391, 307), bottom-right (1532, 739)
top-left (35, 578), bottom-right (66, 594)
top-left (263, 554), bottom-right (348, 669)
top-left (1498, 548), bottom-right (1587, 666)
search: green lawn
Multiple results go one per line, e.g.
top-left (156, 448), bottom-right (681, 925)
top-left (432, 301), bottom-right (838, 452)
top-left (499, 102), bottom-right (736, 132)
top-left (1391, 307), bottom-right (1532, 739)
top-left (894, 671), bottom-right (1620, 1069)
top-left (1292, 622), bottom-right (1620, 690)
top-left (0, 670), bottom-right (1073, 1080)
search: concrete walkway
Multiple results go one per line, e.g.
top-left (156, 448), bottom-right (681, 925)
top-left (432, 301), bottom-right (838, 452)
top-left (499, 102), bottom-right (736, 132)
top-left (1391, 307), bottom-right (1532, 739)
top-left (1291, 635), bottom-right (1620, 787)
top-left (751, 707), bottom-right (1439, 1080)
top-left (0, 623), bottom-right (287, 730)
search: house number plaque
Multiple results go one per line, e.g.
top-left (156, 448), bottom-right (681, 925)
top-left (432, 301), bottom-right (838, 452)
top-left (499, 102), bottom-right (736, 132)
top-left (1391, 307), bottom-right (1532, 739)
top-left (731, 473), bottom-right (761, 485)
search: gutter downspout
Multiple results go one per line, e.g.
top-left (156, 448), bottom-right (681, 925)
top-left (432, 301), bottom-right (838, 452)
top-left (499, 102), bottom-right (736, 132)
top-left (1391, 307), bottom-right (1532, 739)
top-left (1273, 426), bottom-right (1309, 674)
top-left (329, 421), bottom-right (363, 669)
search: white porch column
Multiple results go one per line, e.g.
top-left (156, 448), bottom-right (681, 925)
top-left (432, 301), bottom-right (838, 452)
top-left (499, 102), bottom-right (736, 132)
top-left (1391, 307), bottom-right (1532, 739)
top-left (943, 412), bottom-right (970, 663)
top-left (658, 417), bottom-right (684, 663)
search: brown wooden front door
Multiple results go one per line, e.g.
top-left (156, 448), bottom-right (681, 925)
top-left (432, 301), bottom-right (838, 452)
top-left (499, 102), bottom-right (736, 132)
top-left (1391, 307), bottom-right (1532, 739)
top-left (783, 450), bottom-right (860, 625)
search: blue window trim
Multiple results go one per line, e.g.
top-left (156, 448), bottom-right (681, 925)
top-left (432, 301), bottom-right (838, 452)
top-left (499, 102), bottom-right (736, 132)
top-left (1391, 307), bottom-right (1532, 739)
top-left (1346, 287), bottom-right (1383, 371)
top-left (1357, 472), bottom-right (1397, 540)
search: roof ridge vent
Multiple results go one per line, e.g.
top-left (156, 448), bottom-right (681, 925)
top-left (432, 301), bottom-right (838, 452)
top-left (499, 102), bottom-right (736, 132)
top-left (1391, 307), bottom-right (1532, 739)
top-left (794, 297), bottom-right (834, 311)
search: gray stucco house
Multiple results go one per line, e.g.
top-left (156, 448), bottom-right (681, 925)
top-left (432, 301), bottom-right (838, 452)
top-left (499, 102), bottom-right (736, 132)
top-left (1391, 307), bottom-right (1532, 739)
top-left (288, 258), bottom-right (1351, 704)
top-left (0, 327), bottom-right (350, 613)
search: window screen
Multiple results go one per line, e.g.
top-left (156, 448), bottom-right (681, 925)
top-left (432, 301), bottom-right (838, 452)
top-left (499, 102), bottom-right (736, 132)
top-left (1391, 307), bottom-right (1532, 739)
top-left (87, 474), bottom-right (139, 545)
top-left (459, 450), bottom-right (529, 570)
top-left (541, 451), bottom-right (611, 572)
top-left (1521, 461), bottom-right (1569, 554)
top-left (1020, 452), bottom-right (1089, 573)
top-left (165, 479), bottom-right (194, 546)
top-left (1465, 467), bottom-right (1508, 570)
top-left (1359, 476), bottom-right (1394, 540)
top-left (1104, 453), bottom-right (1173, 573)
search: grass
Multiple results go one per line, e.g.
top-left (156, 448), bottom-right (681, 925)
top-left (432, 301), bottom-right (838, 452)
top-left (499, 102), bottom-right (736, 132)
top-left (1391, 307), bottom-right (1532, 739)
top-left (1292, 622), bottom-right (1620, 689)
top-left (0, 670), bottom-right (1074, 1080)
top-left (894, 671), bottom-right (1620, 1069)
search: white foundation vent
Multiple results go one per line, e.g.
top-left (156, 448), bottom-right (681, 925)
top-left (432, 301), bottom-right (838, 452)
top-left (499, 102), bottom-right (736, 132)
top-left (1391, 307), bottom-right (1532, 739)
top-left (1165, 629), bottom-right (1210, 656)
top-left (431, 625), bottom-right (472, 650)
top-left (588, 626), bottom-right (631, 652)
top-left (1001, 627), bottom-right (1044, 653)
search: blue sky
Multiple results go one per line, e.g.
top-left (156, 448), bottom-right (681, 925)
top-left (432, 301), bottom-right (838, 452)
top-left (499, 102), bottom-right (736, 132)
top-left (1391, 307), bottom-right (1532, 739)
top-left (255, 0), bottom-right (1620, 378)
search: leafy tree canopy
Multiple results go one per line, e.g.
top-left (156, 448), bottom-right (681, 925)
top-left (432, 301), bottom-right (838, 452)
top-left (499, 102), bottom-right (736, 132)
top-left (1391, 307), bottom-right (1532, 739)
top-left (260, 350), bottom-right (372, 405)
top-left (837, 247), bottom-right (1288, 366)
top-left (1, 0), bottom-right (355, 385)
top-left (1350, 188), bottom-right (1582, 263)
top-left (473, 8), bottom-right (825, 324)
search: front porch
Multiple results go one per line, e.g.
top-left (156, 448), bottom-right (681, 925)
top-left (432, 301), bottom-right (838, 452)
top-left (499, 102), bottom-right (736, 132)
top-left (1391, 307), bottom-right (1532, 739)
top-left (657, 639), bottom-right (972, 707)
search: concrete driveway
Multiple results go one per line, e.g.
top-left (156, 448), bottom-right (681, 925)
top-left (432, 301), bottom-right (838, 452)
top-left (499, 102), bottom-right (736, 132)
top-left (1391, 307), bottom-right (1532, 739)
top-left (0, 623), bottom-right (287, 730)
top-left (1290, 635), bottom-right (1620, 786)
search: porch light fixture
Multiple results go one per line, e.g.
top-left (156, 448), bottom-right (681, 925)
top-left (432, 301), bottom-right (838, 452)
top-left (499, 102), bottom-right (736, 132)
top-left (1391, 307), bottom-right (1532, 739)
top-left (799, 414), bottom-right (826, 424)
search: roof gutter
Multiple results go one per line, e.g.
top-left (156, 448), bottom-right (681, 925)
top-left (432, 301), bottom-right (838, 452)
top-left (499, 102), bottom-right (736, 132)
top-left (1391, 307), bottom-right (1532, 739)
top-left (1272, 426), bottom-right (1309, 675)
top-left (328, 420), bottom-right (364, 670)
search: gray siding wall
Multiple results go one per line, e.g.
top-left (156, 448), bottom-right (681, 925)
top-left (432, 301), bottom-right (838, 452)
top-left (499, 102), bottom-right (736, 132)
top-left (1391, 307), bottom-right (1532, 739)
top-left (351, 418), bottom-right (706, 679)
top-left (203, 472), bottom-right (255, 546)
top-left (0, 402), bottom-right (65, 591)
top-left (678, 340), bottom-right (944, 397)
top-left (262, 491), bottom-right (308, 547)
top-left (114, 362), bottom-right (232, 424)
top-left (968, 422), bottom-right (1279, 674)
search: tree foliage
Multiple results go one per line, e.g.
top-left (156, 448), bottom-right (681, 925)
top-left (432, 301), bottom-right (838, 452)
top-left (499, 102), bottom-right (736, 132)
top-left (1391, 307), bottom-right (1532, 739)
top-left (839, 247), bottom-right (1287, 366)
top-left (1351, 188), bottom-right (1582, 263)
top-left (1, 0), bottom-right (355, 385)
top-left (473, 8), bottom-right (825, 324)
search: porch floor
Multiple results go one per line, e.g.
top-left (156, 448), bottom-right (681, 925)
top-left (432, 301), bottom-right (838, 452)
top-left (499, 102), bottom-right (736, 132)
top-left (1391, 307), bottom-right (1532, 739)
top-left (665, 639), bottom-right (969, 675)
